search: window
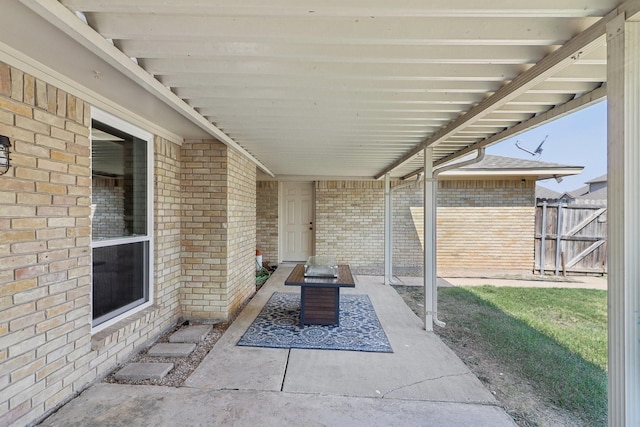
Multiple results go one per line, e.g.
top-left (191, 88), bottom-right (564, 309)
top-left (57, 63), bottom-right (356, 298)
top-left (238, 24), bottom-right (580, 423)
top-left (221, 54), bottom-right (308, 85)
top-left (91, 110), bottom-right (153, 328)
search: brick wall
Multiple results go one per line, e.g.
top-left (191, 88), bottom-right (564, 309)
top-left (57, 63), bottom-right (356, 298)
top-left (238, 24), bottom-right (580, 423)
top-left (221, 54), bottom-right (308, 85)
top-left (0, 62), bottom-right (94, 425)
top-left (256, 181), bottom-right (278, 266)
top-left (436, 179), bottom-right (535, 274)
top-left (315, 181), bottom-right (385, 269)
top-left (226, 149), bottom-right (256, 317)
top-left (180, 140), bottom-right (257, 321)
top-left (275, 178), bottom-right (536, 274)
top-left (152, 136), bottom-right (182, 318)
top-left (0, 63), bottom-right (182, 426)
top-left (180, 139), bottom-right (228, 320)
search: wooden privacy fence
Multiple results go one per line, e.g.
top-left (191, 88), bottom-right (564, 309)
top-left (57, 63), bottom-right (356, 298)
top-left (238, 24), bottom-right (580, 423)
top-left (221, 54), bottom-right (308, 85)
top-left (534, 200), bottom-right (607, 275)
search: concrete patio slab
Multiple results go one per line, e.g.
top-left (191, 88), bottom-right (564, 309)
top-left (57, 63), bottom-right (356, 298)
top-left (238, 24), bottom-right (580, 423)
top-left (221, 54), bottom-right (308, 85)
top-left (281, 274), bottom-right (495, 404)
top-left (114, 363), bottom-right (173, 381)
top-left (147, 343), bottom-right (196, 357)
top-left (168, 325), bottom-right (211, 343)
top-left (187, 266), bottom-right (496, 406)
top-left (39, 266), bottom-right (516, 426)
top-left (39, 383), bottom-right (516, 427)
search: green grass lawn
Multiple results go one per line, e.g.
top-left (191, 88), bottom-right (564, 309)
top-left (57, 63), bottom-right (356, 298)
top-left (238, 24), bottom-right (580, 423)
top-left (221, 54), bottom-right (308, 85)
top-left (438, 286), bottom-right (608, 426)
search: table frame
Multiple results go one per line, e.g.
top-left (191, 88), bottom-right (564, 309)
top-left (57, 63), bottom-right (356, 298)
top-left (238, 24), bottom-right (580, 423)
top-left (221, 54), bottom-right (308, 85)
top-left (284, 264), bottom-right (355, 327)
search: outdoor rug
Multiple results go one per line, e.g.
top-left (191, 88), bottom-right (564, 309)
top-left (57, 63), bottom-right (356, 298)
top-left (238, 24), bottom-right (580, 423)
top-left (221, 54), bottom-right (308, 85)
top-left (237, 292), bottom-right (393, 353)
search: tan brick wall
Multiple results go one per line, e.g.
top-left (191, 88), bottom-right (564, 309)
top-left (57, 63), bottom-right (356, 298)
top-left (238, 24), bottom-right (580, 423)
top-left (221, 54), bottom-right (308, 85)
top-left (392, 181), bottom-right (424, 274)
top-left (180, 140), bottom-right (257, 321)
top-left (315, 181), bottom-right (385, 269)
top-left (180, 139), bottom-right (228, 320)
top-left (0, 62), bottom-right (94, 425)
top-left (256, 181), bottom-right (278, 266)
top-left (300, 178), bottom-right (536, 273)
top-left (0, 63), bottom-right (182, 426)
top-left (153, 137), bottom-right (182, 318)
top-left (436, 179), bottom-right (535, 273)
top-left (226, 149), bottom-right (256, 317)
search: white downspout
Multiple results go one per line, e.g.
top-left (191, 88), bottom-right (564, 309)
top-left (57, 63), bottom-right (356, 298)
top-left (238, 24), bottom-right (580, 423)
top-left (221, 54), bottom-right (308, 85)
top-left (424, 148), bottom-right (485, 330)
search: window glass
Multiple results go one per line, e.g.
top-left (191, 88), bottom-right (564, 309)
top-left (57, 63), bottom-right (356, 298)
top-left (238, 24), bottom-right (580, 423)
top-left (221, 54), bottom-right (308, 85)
top-left (91, 122), bottom-right (147, 240)
top-left (92, 242), bottom-right (147, 322)
top-left (91, 118), bottom-right (151, 327)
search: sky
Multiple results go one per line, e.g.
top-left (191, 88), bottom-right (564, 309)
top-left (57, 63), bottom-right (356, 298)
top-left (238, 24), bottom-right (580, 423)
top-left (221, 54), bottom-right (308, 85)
top-left (486, 101), bottom-right (607, 193)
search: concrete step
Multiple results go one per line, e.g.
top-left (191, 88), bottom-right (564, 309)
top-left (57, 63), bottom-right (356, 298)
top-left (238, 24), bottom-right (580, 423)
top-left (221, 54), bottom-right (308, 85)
top-left (114, 363), bottom-right (174, 381)
top-left (169, 325), bottom-right (211, 343)
top-left (148, 343), bottom-right (196, 358)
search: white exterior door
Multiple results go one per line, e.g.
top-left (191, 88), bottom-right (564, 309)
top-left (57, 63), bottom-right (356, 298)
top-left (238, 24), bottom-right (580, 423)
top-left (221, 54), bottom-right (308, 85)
top-left (281, 182), bottom-right (314, 262)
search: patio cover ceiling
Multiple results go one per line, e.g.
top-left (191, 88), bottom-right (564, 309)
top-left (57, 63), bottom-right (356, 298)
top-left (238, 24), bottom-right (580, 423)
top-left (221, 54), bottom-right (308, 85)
top-left (6, 1), bottom-right (635, 179)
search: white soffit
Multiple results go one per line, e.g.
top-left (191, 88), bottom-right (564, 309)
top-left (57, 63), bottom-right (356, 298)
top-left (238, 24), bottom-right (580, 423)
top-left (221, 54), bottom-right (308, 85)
top-left (25, 1), bottom-right (636, 178)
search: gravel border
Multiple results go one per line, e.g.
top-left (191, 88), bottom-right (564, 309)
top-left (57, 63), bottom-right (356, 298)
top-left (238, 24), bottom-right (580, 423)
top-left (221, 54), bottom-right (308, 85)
top-left (103, 322), bottom-right (228, 387)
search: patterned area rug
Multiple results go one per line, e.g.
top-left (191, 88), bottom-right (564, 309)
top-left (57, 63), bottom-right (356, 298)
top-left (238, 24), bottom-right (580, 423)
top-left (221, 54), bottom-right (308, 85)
top-left (237, 292), bottom-right (393, 353)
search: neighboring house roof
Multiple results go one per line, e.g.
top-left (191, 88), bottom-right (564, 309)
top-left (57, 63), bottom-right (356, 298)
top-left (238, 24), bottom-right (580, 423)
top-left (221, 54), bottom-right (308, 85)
top-left (586, 174), bottom-right (607, 184)
top-left (535, 185), bottom-right (563, 200)
top-left (567, 185), bottom-right (589, 198)
top-left (546, 174), bottom-right (608, 204)
top-left (565, 174), bottom-right (608, 201)
top-left (439, 154), bottom-right (584, 180)
top-left (575, 187), bottom-right (607, 201)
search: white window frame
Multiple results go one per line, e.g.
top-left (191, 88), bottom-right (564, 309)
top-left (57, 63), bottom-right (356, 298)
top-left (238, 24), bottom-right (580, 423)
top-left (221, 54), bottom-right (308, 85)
top-left (90, 108), bottom-right (154, 333)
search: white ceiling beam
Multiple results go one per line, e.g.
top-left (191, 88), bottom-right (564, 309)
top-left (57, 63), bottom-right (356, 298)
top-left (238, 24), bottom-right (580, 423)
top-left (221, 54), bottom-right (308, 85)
top-left (170, 79), bottom-right (595, 95)
top-left (175, 88), bottom-right (483, 103)
top-left (207, 111), bottom-right (455, 121)
top-left (118, 40), bottom-right (554, 64)
top-left (226, 119), bottom-right (441, 126)
top-left (181, 91), bottom-right (483, 104)
top-left (89, 15), bottom-right (593, 45)
top-left (60, 0), bottom-right (615, 18)
top-left (23, 0), bottom-right (275, 177)
top-left (160, 75), bottom-right (502, 93)
top-left (496, 105), bottom-right (560, 113)
top-left (527, 81), bottom-right (602, 93)
top-left (145, 60), bottom-right (527, 79)
top-left (196, 103), bottom-right (468, 114)
top-left (220, 124), bottom-right (438, 132)
top-left (373, 13), bottom-right (611, 179)
top-left (547, 64), bottom-right (607, 80)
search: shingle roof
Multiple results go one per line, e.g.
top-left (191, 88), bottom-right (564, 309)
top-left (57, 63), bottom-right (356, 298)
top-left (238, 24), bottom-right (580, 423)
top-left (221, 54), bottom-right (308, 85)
top-left (574, 186), bottom-right (607, 201)
top-left (458, 154), bottom-right (579, 171)
top-left (535, 185), bottom-right (563, 200)
top-left (585, 174), bottom-right (607, 184)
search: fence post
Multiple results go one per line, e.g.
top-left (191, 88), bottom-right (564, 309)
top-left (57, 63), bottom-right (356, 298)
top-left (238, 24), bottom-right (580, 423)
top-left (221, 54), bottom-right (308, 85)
top-left (540, 201), bottom-right (547, 275)
top-left (554, 203), bottom-right (564, 276)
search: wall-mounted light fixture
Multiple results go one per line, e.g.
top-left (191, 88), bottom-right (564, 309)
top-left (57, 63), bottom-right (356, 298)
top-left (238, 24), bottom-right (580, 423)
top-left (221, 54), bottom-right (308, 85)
top-left (0, 135), bottom-right (11, 176)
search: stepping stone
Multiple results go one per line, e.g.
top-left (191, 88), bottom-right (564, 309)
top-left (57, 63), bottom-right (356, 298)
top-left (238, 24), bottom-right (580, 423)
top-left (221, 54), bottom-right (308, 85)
top-left (169, 325), bottom-right (211, 343)
top-left (148, 343), bottom-right (196, 357)
top-left (114, 363), bottom-right (173, 381)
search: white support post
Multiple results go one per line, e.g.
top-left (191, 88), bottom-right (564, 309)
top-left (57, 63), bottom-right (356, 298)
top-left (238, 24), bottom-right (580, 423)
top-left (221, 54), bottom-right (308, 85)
top-left (606, 15), bottom-right (640, 427)
top-left (423, 148), bottom-right (436, 331)
top-left (384, 173), bottom-right (392, 285)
